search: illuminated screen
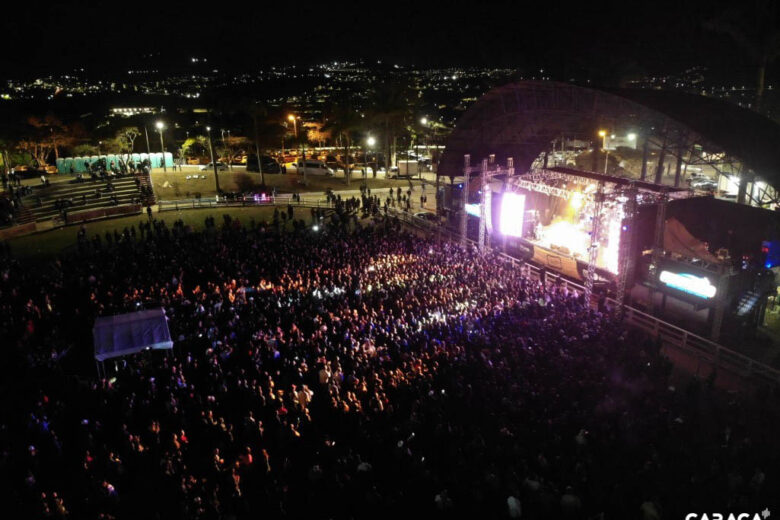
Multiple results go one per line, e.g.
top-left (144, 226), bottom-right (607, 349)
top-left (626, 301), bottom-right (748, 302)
top-left (500, 192), bottom-right (525, 237)
top-left (659, 271), bottom-right (716, 298)
top-left (465, 203), bottom-right (481, 217)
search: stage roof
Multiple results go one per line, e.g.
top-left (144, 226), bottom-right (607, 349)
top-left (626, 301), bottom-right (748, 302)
top-left (440, 81), bottom-right (780, 193)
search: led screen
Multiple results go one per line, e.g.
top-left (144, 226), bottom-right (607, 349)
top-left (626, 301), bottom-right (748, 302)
top-left (499, 192), bottom-right (525, 237)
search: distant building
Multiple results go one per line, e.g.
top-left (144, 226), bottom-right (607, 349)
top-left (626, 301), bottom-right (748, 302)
top-left (110, 107), bottom-right (156, 117)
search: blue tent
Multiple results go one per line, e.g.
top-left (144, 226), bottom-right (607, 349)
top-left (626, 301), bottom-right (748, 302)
top-left (93, 308), bottom-right (173, 367)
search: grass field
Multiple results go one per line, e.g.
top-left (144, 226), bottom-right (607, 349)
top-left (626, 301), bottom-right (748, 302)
top-left (7, 206), bottom-right (290, 260)
top-left (151, 168), bottom-right (428, 200)
top-left (7, 167), bottom-right (435, 259)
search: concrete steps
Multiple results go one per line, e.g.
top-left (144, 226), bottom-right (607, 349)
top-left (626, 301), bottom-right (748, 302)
top-left (20, 177), bottom-right (145, 221)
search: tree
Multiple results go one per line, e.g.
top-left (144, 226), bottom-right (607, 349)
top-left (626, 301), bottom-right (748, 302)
top-left (17, 139), bottom-right (54, 167)
top-left (180, 136), bottom-right (210, 160)
top-left (705, 0), bottom-right (780, 112)
top-left (307, 122), bottom-right (331, 148)
top-left (218, 135), bottom-right (249, 167)
top-left (369, 82), bottom-right (411, 171)
top-left (71, 144), bottom-right (99, 157)
top-left (323, 100), bottom-right (364, 186)
top-left (22, 115), bottom-right (78, 164)
top-left (116, 127), bottom-right (141, 157)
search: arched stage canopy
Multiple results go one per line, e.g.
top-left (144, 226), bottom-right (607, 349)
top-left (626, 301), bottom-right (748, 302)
top-left (439, 81), bottom-right (780, 206)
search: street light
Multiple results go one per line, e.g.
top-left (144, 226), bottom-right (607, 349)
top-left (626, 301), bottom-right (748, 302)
top-left (598, 130), bottom-right (608, 175)
top-left (206, 126), bottom-right (220, 193)
top-left (156, 121), bottom-right (166, 172)
top-left (366, 136), bottom-right (376, 178)
top-left (288, 114), bottom-right (298, 137)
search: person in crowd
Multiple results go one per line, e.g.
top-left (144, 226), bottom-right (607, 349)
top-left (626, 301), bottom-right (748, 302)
top-left (0, 210), bottom-right (777, 520)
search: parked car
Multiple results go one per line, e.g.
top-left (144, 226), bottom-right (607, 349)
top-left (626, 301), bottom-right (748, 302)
top-left (291, 159), bottom-right (335, 176)
top-left (689, 176), bottom-right (717, 191)
top-left (246, 154), bottom-right (283, 174)
top-left (199, 162), bottom-right (229, 171)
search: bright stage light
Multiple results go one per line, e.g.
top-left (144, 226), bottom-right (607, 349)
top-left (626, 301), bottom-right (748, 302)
top-left (546, 221), bottom-right (587, 255)
top-left (465, 203), bottom-right (481, 217)
top-left (606, 216), bottom-right (621, 273)
top-left (570, 191), bottom-right (584, 210)
top-left (499, 192), bottom-right (525, 237)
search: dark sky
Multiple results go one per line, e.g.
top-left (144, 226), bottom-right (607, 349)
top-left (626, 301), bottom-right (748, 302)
top-left (0, 0), bottom-right (763, 82)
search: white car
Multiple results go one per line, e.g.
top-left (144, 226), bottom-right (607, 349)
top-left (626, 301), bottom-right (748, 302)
top-left (292, 159), bottom-right (335, 176)
top-left (200, 162), bottom-right (228, 171)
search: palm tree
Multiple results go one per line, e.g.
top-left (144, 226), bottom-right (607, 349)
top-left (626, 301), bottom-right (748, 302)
top-left (369, 82), bottom-right (411, 173)
top-left (246, 99), bottom-right (270, 186)
top-left (323, 100), bottom-right (364, 186)
top-left (705, 0), bottom-right (780, 112)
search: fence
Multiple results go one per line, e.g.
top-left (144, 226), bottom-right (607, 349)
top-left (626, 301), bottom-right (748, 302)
top-left (157, 195), bottom-right (334, 212)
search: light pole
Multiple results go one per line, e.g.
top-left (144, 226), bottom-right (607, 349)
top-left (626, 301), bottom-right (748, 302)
top-left (419, 118), bottom-right (428, 179)
top-left (227, 129), bottom-right (233, 171)
top-left (366, 136), bottom-right (376, 178)
top-left (288, 114), bottom-right (298, 137)
top-left (156, 121), bottom-right (167, 172)
top-left (206, 126), bottom-right (220, 193)
top-left (289, 115), bottom-right (305, 183)
top-left (598, 130), bottom-right (608, 175)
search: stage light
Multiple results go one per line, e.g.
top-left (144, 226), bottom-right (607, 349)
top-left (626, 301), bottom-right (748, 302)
top-left (546, 221), bottom-right (586, 253)
top-left (499, 192), bottom-right (525, 237)
top-left (627, 133), bottom-right (637, 141)
top-left (606, 217), bottom-right (622, 273)
top-left (598, 130), bottom-right (607, 137)
top-left (570, 192), bottom-right (584, 210)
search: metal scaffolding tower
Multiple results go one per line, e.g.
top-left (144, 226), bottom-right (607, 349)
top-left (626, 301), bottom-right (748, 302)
top-left (616, 183), bottom-right (638, 315)
top-left (584, 182), bottom-right (606, 305)
top-left (461, 155), bottom-right (470, 244)
top-left (478, 158), bottom-right (489, 252)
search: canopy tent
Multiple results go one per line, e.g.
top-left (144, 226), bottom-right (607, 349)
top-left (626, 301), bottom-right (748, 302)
top-left (93, 308), bottom-right (173, 364)
top-left (664, 218), bottom-right (721, 264)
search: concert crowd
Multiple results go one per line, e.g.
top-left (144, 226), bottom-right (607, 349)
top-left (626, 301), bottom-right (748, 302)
top-left (0, 207), bottom-right (778, 519)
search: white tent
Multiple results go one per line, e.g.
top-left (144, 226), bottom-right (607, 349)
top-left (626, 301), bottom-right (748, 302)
top-left (93, 308), bottom-right (173, 373)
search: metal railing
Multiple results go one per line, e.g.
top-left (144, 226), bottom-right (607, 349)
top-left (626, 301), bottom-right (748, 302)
top-left (157, 196), bottom-right (335, 212)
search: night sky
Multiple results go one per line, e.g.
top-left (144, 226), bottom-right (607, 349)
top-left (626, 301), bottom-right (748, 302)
top-left (0, 0), bottom-right (765, 82)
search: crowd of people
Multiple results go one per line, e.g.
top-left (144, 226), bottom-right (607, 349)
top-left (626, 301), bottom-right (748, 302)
top-left (0, 206), bottom-right (779, 519)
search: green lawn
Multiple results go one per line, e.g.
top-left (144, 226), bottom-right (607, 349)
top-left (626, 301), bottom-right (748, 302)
top-left (8, 206), bottom-right (290, 259)
top-left (151, 168), bottom-right (429, 200)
